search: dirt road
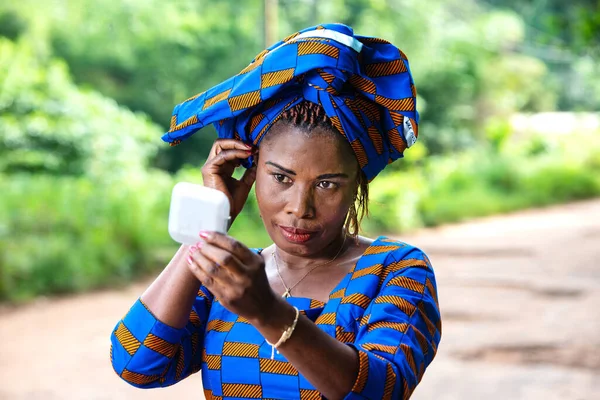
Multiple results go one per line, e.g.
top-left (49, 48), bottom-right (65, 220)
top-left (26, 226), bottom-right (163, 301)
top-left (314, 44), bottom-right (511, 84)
top-left (1, 200), bottom-right (599, 400)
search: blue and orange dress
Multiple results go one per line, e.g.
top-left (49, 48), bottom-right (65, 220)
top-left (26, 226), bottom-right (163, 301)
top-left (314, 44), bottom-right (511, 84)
top-left (110, 236), bottom-right (441, 399)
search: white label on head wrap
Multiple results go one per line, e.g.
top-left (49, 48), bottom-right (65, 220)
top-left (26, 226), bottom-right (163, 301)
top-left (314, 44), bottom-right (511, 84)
top-left (404, 117), bottom-right (417, 147)
top-left (271, 28), bottom-right (364, 54)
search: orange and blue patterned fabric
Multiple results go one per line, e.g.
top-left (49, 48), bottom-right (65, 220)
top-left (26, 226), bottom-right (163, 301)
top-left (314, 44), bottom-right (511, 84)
top-left (161, 23), bottom-right (419, 181)
top-left (110, 237), bottom-right (441, 399)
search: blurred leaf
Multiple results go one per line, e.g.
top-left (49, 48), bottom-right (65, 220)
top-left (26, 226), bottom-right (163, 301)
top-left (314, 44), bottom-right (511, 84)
top-left (0, 38), bottom-right (161, 178)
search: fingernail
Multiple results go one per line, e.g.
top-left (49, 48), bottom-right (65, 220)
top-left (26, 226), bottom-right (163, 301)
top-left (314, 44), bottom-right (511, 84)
top-left (199, 231), bottom-right (210, 239)
top-left (187, 255), bottom-right (194, 265)
top-left (190, 243), bottom-right (203, 253)
top-left (244, 143), bottom-right (253, 149)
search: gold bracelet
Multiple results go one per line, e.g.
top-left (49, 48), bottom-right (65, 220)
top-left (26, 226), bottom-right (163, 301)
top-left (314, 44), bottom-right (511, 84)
top-left (265, 306), bottom-right (300, 359)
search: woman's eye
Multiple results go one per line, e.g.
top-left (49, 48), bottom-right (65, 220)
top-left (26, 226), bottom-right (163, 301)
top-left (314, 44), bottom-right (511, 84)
top-left (317, 181), bottom-right (337, 189)
top-left (273, 174), bottom-right (291, 183)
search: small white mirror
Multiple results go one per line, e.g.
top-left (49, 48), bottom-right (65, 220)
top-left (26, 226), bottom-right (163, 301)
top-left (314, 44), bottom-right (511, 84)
top-left (168, 183), bottom-right (230, 245)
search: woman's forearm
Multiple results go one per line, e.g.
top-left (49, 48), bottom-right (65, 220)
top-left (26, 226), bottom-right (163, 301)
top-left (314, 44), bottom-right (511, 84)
top-left (251, 298), bottom-right (359, 400)
top-left (140, 244), bottom-right (202, 329)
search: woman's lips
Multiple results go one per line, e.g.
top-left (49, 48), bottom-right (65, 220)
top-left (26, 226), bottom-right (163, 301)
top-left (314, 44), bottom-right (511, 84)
top-left (278, 225), bottom-right (319, 243)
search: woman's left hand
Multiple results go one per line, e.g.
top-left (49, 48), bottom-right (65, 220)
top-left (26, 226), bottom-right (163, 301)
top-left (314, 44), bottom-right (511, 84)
top-left (186, 231), bottom-right (277, 323)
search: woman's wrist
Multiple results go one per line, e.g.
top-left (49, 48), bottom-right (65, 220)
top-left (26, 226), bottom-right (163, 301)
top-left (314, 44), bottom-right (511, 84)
top-left (250, 296), bottom-right (297, 341)
top-left (179, 244), bottom-right (204, 283)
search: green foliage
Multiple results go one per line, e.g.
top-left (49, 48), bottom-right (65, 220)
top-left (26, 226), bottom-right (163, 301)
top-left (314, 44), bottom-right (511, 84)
top-left (0, 0), bottom-right (599, 303)
top-left (0, 166), bottom-right (269, 302)
top-left (1, 0), bottom-right (580, 168)
top-left (0, 38), bottom-right (161, 178)
top-left (51, 0), bottom-right (265, 172)
top-left (1, 0), bottom-right (264, 125)
top-left (0, 172), bottom-right (174, 301)
top-left (0, 9), bottom-right (27, 40)
top-left (485, 0), bottom-right (600, 110)
top-left (4, 132), bottom-right (598, 302)
top-left (486, 0), bottom-right (600, 56)
top-left (364, 130), bottom-right (600, 234)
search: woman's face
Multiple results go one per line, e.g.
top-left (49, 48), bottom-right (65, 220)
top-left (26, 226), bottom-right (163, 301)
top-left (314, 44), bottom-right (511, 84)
top-left (255, 123), bottom-right (359, 257)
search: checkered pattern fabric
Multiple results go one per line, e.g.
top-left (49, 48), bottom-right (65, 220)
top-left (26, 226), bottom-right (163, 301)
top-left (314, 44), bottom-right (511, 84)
top-left (161, 23), bottom-right (419, 180)
top-left (111, 237), bottom-right (441, 399)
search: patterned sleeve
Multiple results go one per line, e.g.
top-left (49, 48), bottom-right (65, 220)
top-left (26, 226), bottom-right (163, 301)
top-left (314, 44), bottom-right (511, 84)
top-left (344, 247), bottom-right (441, 400)
top-left (110, 285), bottom-right (214, 388)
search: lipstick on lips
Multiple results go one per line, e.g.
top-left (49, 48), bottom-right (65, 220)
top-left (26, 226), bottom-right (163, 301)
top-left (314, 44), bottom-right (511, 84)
top-left (278, 225), bottom-right (319, 244)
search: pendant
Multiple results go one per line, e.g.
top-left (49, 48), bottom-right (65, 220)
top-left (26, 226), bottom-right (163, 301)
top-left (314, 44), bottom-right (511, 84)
top-left (282, 289), bottom-right (291, 298)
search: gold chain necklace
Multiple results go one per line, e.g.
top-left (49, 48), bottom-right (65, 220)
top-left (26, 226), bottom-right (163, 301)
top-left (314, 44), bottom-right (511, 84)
top-left (273, 235), bottom-right (347, 298)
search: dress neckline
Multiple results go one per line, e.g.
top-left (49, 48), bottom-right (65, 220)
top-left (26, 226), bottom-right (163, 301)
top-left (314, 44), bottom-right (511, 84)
top-left (258, 235), bottom-right (388, 308)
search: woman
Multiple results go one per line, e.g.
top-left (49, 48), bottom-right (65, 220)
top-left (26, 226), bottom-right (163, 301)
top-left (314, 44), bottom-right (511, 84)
top-left (110, 24), bottom-right (441, 400)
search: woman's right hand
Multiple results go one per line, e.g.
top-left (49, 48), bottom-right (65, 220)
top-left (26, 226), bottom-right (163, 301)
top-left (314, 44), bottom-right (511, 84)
top-left (201, 139), bottom-right (257, 225)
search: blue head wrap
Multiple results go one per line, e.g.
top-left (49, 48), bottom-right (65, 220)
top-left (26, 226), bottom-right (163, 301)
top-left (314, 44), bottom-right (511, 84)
top-left (162, 23), bottom-right (419, 181)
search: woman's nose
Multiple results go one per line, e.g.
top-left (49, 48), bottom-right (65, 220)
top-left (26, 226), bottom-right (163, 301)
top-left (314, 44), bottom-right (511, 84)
top-left (285, 185), bottom-right (315, 219)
